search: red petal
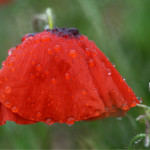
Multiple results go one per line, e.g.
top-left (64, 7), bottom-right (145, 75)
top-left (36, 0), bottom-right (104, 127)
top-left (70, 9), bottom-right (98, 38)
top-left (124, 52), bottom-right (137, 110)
top-left (0, 30), bottom-right (140, 125)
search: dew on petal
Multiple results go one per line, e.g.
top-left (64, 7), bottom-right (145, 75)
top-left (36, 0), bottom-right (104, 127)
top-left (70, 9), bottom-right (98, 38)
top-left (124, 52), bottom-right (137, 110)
top-left (105, 107), bottom-right (109, 112)
top-left (48, 48), bottom-right (52, 54)
top-left (137, 97), bottom-right (142, 103)
top-left (42, 36), bottom-right (51, 42)
top-left (107, 69), bottom-right (111, 75)
top-left (31, 117), bottom-right (35, 121)
top-left (88, 59), bottom-right (95, 67)
top-left (45, 118), bottom-right (54, 125)
top-left (11, 106), bottom-right (19, 113)
top-left (5, 101), bottom-right (11, 108)
top-left (36, 64), bottom-right (42, 71)
top-left (128, 87), bottom-right (132, 92)
top-left (82, 89), bottom-right (87, 95)
top-left (95, 110), bottom-right (101, 116)
top-left (121, 104), bottom-right (129, 110)
top-left (37, 112), bottom-right (42, 117)
top-left (30, 74), bottom-right (35, 79)
top-left (130, 101), bottom-right (137, 107)
top-left (51, 78), bottom-right (56, 84)
top-left (69, 50), bottom-right (77, 58)
top-left (54, 55), bottom-right (59, 61)
top-left (85, 48), bottom-right (91, 56)
top-left (45, 70), bottom-right (49, 75)
top-left (65, 72), bottom-right (70, 79)
top-left (5, 86), bottom-right (12, 94)
top-left (66, 117), bottom-right (75, 125)
top-left (55, 45), bottom-right (61, 52)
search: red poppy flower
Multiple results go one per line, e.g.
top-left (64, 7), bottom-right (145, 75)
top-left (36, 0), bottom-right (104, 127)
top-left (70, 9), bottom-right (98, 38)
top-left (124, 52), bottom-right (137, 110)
top-left (0, 28), bottom-right (140, 125)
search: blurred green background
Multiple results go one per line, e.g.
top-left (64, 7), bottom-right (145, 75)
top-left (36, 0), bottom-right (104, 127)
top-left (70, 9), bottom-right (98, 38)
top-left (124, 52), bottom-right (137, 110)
top-left (0, 0), bottom-right (150, 149)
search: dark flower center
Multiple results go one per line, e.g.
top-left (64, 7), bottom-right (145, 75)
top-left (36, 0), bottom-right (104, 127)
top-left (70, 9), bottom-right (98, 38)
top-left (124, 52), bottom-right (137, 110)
top-left (47, 27), bottom-right (81, 38)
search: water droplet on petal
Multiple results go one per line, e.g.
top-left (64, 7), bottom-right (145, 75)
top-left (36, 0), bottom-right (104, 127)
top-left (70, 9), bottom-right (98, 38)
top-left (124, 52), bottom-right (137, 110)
top-left (65, 72), bottom-right (70, 79)
top-left (31, 117), bottom-right (35, 121)
top-left (95, 110), bottom-right (101, 116)
top-left (5, 86), bottom-right (12, 94)
top-left (37, 112), bottom-right (42, 117)
top-left (128, 87), bottom-right (132, 92)
top-left (121, 104), bottom-right (129, 110)
top-left (69, 50), bottom-right (77, 58)
top-left (45, 118), bottom-right (54, 125)
top-left (105, 107), bottom-right (109, 112)
top-left (88, 59), bottom-right (95, 67)
top-left (36, 64), bottom-right (42, 71)
top-left (42, 36), bottom-right (51, 42)
top-left (112, 63), bottom-right (116, 67)
top-left (5, 101), bottom-right (11, 108)
top-left (8, 48), bottom-right (15, 56)
top-left (130, 101), bottom-right (137, 107)
top-left (107, 69), bottom-right (111, 75)
top-left (30, 74), bottom-right (35, 79)
top-left (11, 106), bottom-right (19, 113)
top-left (54, 55), bottom-right (59, 61)
top-left (55, 45), bottom-right (61, 52)
top-left (137, 97), bottom-right (142, 103)
top-left (51, 78), bottom-right (56, 84)
top-left (45, 70), bottom-right (49, 75)
top-left (48, 48), bottom-right (52, 54)
top-left (85, 48), bottom-right (91, 56)
top-left (66, 117), bottom-right (75, 125)
top-left (82, 89), bottom-right (87, 95)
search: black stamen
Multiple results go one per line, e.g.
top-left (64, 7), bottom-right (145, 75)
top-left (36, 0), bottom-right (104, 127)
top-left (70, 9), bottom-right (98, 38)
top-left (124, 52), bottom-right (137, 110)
top-left (46, 27), bottom-right (80, 38)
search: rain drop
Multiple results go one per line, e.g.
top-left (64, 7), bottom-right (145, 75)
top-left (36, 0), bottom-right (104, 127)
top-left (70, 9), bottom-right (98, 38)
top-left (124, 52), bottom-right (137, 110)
top-left (4, 101), bottom-right (11, 108)
top-left (5, 86), bottom-right (12, 94)
top-left (55, 45), bottom-right (61, 52)
top-left (107, 69), bottom-right (111, 75)
top-left (85, 48), bottom-right (91, 56)
top-left (30, 74), bottom-right (35, 79)
top-left (69, 50), bottom-right (77, 58)
top-left (51, 78), bottom-right (56, 84)
top-left (31, 117), bottom-right (35, 121)
top-left (48, 48), bottom-right (52, 54)
top-left (121, 104), bottom-right (129, 110)
top-left (45, 118), bottom-right (54, 125)
top-left (45, 70), bottom-right (49, 75)
top-left (95, 110), bottom-right (101, 116)
top-left (36, 64), bottom-right (42, 71)
top-left (112, 63), bottom-right (116, 67)
top-left (11, 106), bottom-right (19, 113)
top-left (82, 89), bottom-right (87, 95)
top-left (65, 72), bottom-right (70, 79)
top-left (66, 117), bottom-right (75, 125)
top-left (37, 112), bottom-right (42, 117)
top-left (130, 101), bottom-right (137, 107)
top-left (54, 55), bottom-right (59, 61)
top-left (88, 59), bottom-right (95, 67)
top-left (128, 87), bottom-right (132, 92)
top-left (105, 107), bottom-right (109, 112)
top-left (137, 97), bottom-right (142, 103)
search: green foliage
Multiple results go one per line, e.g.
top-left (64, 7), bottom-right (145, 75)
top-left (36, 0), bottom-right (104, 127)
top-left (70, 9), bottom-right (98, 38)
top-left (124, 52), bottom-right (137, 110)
top-left (0, 0), bottom-right (150, 149)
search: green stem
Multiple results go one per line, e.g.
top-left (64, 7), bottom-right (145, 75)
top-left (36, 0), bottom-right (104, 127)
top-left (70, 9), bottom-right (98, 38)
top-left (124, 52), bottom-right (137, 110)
top-left (46, 8), bottom-right (54, 29)
top-left (137, 104), bottom-right (150, 110)
top-left (128, 133), bottom-right (146, 149)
